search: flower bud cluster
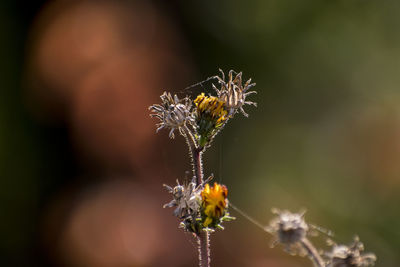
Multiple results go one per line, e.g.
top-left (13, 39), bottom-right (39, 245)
top-left (163, 177), bottom-right (233, 233)
top-left (149, 70), bottom-right (256, 148)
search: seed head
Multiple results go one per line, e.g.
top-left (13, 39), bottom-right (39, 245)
top-left (326, 237), bottom-right (376, 267)
top-left (163, 178), bottom-right (202, 220)
top-left (266, 209), bottom-right (309, 255)
top-left (149, 92), bottom-right (193, 138)
top-left (213, 69), bottom-right (257, 117)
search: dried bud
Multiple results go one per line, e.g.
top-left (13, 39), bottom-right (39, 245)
top-left (149, 92), bottom-right (193, 138)
top-left (326, 237), bottom-right (376, 267)
top-left (266, 209), bottom-right (309, 256)
top-left (213, 69), bottom-right (257, 117)
top-left (163, 178), bottom-right (201, 220)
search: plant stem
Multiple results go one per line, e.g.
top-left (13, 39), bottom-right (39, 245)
top-left (198, 231), bottom-right (210, 267)
top-left (182, 126), bottom-right (210, 267)
top-left (193, 148), bottom-right (204, 185)
top-left (182, 126), bottom-right (198, 179)
top-left (191, 144), bottom-right (209, 267)
top-left (300, 238), bottom-right (325, 267)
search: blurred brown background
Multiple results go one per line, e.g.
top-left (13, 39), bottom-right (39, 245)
top-left (1, 0), bottom-right (400, 266)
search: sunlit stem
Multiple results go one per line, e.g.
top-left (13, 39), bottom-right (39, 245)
top-left (300, 238), bottom-right (325, 267)
top-left (182, 125), bottom-right (198, 179)
top-left (193, 147), bottom-right (204, 185)
top-left (193, 145), bottom-right (209, 267)
top-left (182, 125), bottom-right (210, 267)
top-left (198, 231), bottom-right (210, 267)
top-left (188, 132), bottom-right (209, 267)
top-left (183, 125), bottom-right (197, 152)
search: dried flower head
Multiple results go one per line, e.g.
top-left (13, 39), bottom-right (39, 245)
top-left (326, 237), bottom-right (377, 267)
top-left (266, 209), bottom-right (309, 255)
top-left (149, 92), bottom-right (193, 138)
top-left (194, 93), bottom-right (228, 147)
top-left (213, 69), bottom-right (257, 117)
top-left (201, 182), bottom-right (229, 228)
top-left (163, 178), bottom-right (201, 219)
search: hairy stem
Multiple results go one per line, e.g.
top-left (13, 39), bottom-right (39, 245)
top-left (300, 238), bottom-right (325, 267)
top-left (198, 231), bottom-right (210, 267)
top-left (193, 148), bottom-right (204, 185)
top-left (192, 144), bottom-right (209, 267)
top-left (182, 126), bottom-right (210, 267)
top-left (182, 125), bottom-right (198, 178)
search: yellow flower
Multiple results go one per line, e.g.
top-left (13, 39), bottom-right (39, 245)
top-left (194, 93), bottom-right (228, 147)
top-left (194, 93), bottom-right (228, 126)
top-left (201, 182), bottom-right (228, 227)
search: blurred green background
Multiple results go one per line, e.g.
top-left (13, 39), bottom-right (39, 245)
top-left (1, 0), bottom-right (400, 266)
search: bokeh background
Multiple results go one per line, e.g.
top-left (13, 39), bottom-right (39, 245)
top-left (2, 0), bottom-right (400, 266)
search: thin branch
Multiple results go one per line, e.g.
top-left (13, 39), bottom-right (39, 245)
top-left (184, 124), bottom-right (197, 150)
top-left (300, 238), bottom-right (325, 267)
top-left (182, 125), bottom-right (198, 179)
top-left (182, 124), bottom-right (205, 185)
